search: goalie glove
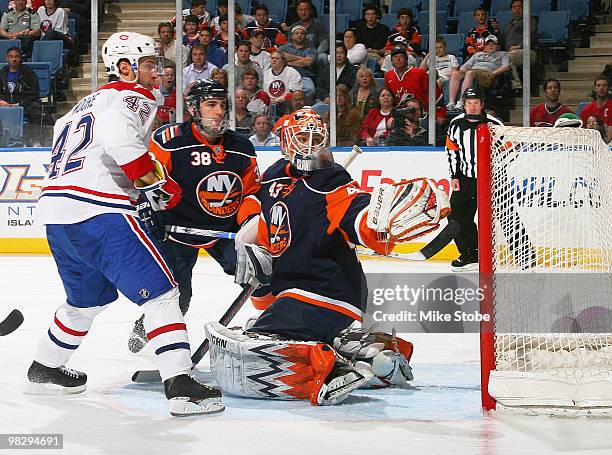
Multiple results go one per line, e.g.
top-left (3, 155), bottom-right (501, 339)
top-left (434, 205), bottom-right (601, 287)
top-left (134, 159), bottom-right (182, 211)
top-left (235, 243), bottom-right (273, 289)
top-left (366, 177), bottom-right (450, 245)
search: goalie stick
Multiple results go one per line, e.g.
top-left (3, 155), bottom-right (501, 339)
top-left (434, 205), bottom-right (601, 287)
top-left (0, 309), bottom-right (24, 336)
top-left (131, 285), bottom-right (255, 383)
top-left (359, 220), bottom-right (460, 261)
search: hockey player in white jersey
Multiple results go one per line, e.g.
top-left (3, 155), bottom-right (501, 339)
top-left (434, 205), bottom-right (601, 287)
top-left (27, 32), bottom-right (224, 417)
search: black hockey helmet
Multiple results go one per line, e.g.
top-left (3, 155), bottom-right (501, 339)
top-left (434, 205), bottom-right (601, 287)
top-left (186, 79), bottom-right (232, 136)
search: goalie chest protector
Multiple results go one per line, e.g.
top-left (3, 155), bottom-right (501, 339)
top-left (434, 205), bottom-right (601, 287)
top-left (256, 159), bottom-right (373, 322)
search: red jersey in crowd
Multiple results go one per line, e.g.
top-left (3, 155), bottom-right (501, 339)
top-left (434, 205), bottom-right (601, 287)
top-left (530, 103), bottom-right (573, 127)
top-left (580, 99), bottom-right (612, 126)
top-left (384, 67), bottom-right (446, 120)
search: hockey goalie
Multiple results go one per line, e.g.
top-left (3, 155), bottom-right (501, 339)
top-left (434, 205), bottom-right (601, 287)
top-left (206, 108), bottom-right (450, 405)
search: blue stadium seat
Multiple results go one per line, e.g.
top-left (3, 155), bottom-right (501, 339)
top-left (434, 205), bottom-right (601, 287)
top-left (25, 62), bottom-right (52, 100)
top-left (538, 10), bottom-right (570, 45)
top-left (419, 0), bottom-right (449, 13)
top-left (532, 0), bottom-right (551, 15)
top-left (309, 0), bottom-right (325, 16)
top-left (575, 101), bottom-right (590, 117)
top-left (235, 0), bottom-right (250, 14)
top-left (439, 34), bottom-right (465, 58)
top-left (252, 0), bottom-right (286, 23)
top-left (490, 0), bottom-right (506, 17)
top-left (206, 0), bottom-right (218, 16)
top-left (417, 10), bottom-right (448, 34)
top-left (67, 18), bottom-right (77, 37)
top-left (381, 13), bottom-right (397, 30)
top-left (495, 11), bottom-right (513, 35)
top-left (390, 0), bottom-right (420, 15)
top-left (337, 0), bottom-right (363, 21)
top-left (0, 106), bottom-right (24, 147)
top-left (0, 40), bottom-right (21, 63)
top-left (452, 0), bottom-right (484, 18)
top-left (320, 14), bottom-right (349, 34)
top-left (457, 11), bottom-right (476, 36)
top-left (31, 40), bottom-right (63, 76)
top-left (0, 0), bottom-right (8, 12)
top-left (557, 0), bottom-right (589, 22)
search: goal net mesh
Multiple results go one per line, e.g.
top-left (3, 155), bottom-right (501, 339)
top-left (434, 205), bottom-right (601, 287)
top-left (485, 125), bottom-right (612, 410)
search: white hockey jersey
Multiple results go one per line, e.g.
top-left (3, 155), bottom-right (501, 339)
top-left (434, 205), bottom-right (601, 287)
top-left (37, 81), bottom-right (158, 225)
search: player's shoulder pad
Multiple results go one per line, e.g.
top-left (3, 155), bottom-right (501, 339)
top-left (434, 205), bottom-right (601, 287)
top-left (305, 163), bottom-right (356, 193)
top-left (223, 129), bottom-right (257, 158)
top-left (261, 158), bottom-right (291, 182)
top-left (152, 121), bottom-right (188, 147)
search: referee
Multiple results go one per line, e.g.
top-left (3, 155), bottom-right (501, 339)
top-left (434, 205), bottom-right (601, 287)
top-left (445, 88), bottom-right (503, 271)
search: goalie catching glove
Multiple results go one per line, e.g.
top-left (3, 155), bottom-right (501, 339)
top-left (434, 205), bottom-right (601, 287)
top-left (134, 158), bottom-right (182, 211)
top-left (234, 216), bottom-right (273, 288)
top-left (367, 178), bottom-right (450, 247)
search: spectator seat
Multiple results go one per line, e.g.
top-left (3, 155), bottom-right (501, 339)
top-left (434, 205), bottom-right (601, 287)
top-left (417, 10), bottom-right (448, 34)
top-left (438, 34), bottom-right (464, 58)
top-left (457, 11), bottom-right (475, 36)
top-left (557, 0), bottom-right (589, 23)
top-left (538, 10), bottom-right (570, 45)
top-left (336, 0), bottom-right (363, 21)
top-left (0, 106), bottom-right (24, 147)
top-left (31, 40), bottom-right (63, 76)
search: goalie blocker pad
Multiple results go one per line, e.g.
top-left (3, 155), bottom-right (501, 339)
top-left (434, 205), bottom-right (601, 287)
top-left (205, 323), bottom-right (373, 405)
top-left (367, 178), bottom-right (450, 246)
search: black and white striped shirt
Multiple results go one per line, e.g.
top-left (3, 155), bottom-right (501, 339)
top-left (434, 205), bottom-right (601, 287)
top-left (445, 113), bottom-right (503, 179)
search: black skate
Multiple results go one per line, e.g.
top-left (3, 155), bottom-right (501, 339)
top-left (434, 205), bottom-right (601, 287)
top-left (164, 374), bottom-right (224, 416)
top-left (451, 256), bottom-right (479, 272)
top-left (128, 315), bottom-right (147, 353)
top-left (316, 360), bottom-right (373, 405)
top-left (25, 361), bottom-right (87, 395)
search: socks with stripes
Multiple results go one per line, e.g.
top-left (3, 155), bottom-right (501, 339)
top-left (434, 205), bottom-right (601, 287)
top-left (143, 288), bottom-right (192, 381)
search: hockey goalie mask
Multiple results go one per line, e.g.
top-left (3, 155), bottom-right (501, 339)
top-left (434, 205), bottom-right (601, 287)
top-left (186, 79), bottom-right (232, 137)
top-left (102, 32), bottom-right (161, 79)
top-left (280, 108), bottom-right (332, 173)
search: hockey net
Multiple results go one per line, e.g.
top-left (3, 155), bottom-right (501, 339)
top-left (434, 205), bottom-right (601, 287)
top-left (478, 125), bottom-right (612, 415)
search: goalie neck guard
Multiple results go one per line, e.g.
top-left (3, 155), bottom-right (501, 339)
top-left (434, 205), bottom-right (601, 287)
top-left (276, 108), bottom-right (332, 173)
top-left (186, 79), bottom-right (232, 138)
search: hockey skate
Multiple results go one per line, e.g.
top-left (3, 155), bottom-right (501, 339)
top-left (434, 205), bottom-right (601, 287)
top-left (25, 361), bottom-right (87, 395)
top-left (316, 360), bottom-right (373, 405)
top-left (164, 374), bottom-right (225, 416)
top-left (128, 315), bottom-right (147, 353)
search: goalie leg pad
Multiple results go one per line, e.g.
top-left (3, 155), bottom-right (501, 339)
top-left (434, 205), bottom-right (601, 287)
top-left (205, 322), bottom-right (371, 405)
top-left (367, 178), bottom-right (451, 246)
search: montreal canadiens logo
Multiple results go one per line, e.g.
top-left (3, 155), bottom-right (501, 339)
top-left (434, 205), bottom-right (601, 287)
top-left (268, 80), bottom-right (286, 97)
top-left (197, 171), bottom-right (244, 218)
top-left (268, 202), bottom-right (291, 256)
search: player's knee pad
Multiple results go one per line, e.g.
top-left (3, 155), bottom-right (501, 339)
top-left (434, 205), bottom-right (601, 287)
top-left (206, 322), bottom-right (372, 405)
top-left (334, 329), bottom-right (414, 388)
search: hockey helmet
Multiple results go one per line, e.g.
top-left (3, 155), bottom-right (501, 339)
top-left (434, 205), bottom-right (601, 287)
top-left (277, 107), bottom-right (331, 172)
top-left (186, 79), bottom-right (232, 137)
top-left (102, 32), bottom-right (158, 78)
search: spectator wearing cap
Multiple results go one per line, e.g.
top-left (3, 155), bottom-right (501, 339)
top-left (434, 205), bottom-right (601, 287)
top-left (244, 4), bottom-right (287, 51)
top-left (0, 46), bottom-right (41, 143)
top-left (222, 40), bottom-right (264, 89)
top-left (249, 29), bottom-right (271, 72)
top-left (198, 27), bottom-right (227, 68)
top-left (343, 28), bottom-right (368, 67)
top-left (502, 0), bottom-right (538, 91)
top-left (445, 87), bottom-right (503, 271)
top-left (240, 68), bottom-right (270, 115)
top-left (0, 0), bottom-right (41, 58)
top-left (350, 67), bottom-right (379, 120)
top-left (183, 43), bottom-right (218, 89)
top-left (463, 7), bottom-right (499, 61)
top-left (278, 24), bottom-right (317, 101)
top-left (381, 36), bottom-right (416, 73)
top-left (530, 78), bottom-right (572, 127)
top-left (158, 22), bottom-right (189, 68)
top-left (354, 3), bottom-right (391, 66)
top-left (173, 0), bottom-right (211, 31)
top-left (384, 45), bottom-right (446, 122)
top-left (447, 35), bottom-right (510, 112)
top-left (291, 0), bottom-right (329, 68)
top-left (384, 8), bottom-right (422, 56)
top-left (249, 114), bottom-right (280, 146)
top-left (263, 51), bottom-right (303, 112)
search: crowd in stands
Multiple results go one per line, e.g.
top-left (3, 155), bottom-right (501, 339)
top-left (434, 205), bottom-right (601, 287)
top-left (1, 0), bottom-right (611, 146)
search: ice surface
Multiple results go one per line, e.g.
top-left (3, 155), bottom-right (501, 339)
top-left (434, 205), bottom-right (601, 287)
top-left (1, 256), bottom-right (611, 455)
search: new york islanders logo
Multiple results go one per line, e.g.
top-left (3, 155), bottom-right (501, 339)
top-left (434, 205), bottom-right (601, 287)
top-left (268, 202), bottom-right (291, 256)
top-left (197, 171), bottom-right (243, 218)
top-left (268, 80), bottom-right (286, 98)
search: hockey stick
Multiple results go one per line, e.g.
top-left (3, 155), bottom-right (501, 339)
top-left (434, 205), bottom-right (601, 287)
top-left (131, 285), bottom-right (255, 383)
top-left (359, 220), bottom-right (460, 261)
top-left (0, 309), bottom-right (24, 336)
top-left (165, 225), bottom-right (237, 239)
top-left (342, 145), bottom-right (363, 168)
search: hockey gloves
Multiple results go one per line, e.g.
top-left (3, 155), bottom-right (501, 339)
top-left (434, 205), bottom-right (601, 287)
top-left (134, 159), bottom-right (182, 211)
top-left (235, 243), bottom-right (273, 289)
top-left (137, 195), bottom-right (167, 240)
